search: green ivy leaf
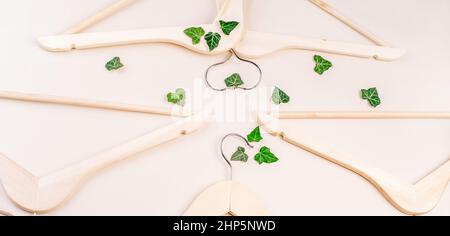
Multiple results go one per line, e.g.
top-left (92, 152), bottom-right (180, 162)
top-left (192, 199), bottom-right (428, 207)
top-left (272, 87), bottom-right (290, 104)
top-left (219, 20), bottom-right (240, 35)
top-left (361, 87), bottom-right (381, 107)
top-left (204, 32), bottom-right (221, 51)
top-left (254, 146), bottom-right (279, 164)
top-left (247, 126), bottom-right (263, 142)
top-left (230, 146), bottom-right (248, 162)
top-left (224, 73), bottom-right (244, 88)
top-left (166, 88), bottom-right (186, 107)
top-left (183, 27), bottom-right (205, 45)
top-left (105, 57), bottom-right (124, 71)
top-left (313, 55), bottom-right (333, 75)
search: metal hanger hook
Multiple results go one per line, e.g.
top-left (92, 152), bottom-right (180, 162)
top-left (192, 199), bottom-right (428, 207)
top-left (220, 133), bottom-right (253, 180)
top-left (205, 49), bottom-right (262, 91)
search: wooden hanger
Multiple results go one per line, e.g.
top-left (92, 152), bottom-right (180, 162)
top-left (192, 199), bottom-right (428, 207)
top-left (183, 133), bottom-right (268, 216)
top-left (0, 209), bottom-right (13, 216)
top-left (0, 90), bottom-right (191, 117)
top-left (232, 0), bottom-right (405, 61)
top-left (270, 111), bottom-right (450, 120)
top-left (39, 0), bottom-right (404, 61)
top-left (257, 112), bottom-right (450, 215)
top-left (308, 0), bottom-right (389, 47)
top-left (0, 111), bottom-right (208, 213)
top-left (37, 0), bottom-right (244, 54)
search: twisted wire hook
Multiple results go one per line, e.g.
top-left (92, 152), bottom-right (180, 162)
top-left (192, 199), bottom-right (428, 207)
top-left (205, 49), bottom-right (262, 91)
top-left (220, 133), bottom-right (254, 180)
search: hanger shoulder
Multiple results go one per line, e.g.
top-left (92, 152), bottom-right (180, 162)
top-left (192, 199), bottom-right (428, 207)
top-left (38, 0), bottom-right (244, 53)
top-left (414, 160), bottom-right (450, 208)
top-left (0, 112), bottom-right (207, 213)
top-left (0, 153), bottom-right (38, 213)
top-left (38, 26), bottom-right (203, 52)
top-left (308, 0), bottom-right (389, 47)
top-left (234, 31), bottom-right (405, 61)
top-left (257, 112), bottom-right (450, 215)
top-left (184, 180), bottom-right (268, 216)
top-left (38, 25), bottom-right (243, 55)
top-left (183, 180), bottom-right (232, 216)
top-left (271, 111), bottom-right (450, 120)
top-left (215, 0), bottom-right (244, 23)
top-left (63, 0), bottom-right (138, 35)
top-left (233, 0), bottom-right (405, 61)
top-left (230, 181), bottom-right (268, 216)
top-left (0, 90), bottom-right (189, 117)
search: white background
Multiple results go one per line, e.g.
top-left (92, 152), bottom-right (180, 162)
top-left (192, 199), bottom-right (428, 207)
top-left (0, 0), bottom-right (449, 215)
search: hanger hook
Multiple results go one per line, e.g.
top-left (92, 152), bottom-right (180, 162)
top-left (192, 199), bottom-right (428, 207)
top-left (205, 49), bottom-right (262, 91)
top-left (220, 133), bottom-right (253, 180)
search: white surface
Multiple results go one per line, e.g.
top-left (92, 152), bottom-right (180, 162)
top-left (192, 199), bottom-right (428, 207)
top-left (0, 0), bottom-right (449, 215)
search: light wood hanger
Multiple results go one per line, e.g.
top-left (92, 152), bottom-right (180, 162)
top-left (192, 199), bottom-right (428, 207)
top-left (0, 209), bottom-right (13, 216)
top-left (257, 112), bottom-right (450, 215)
top-left (37, 0), bottom-right (245, 54)
top-left (0, 111), bottom-right (209, 213)
top-left (39, 0), bottom-right (404, 61)
top-left (183, 133), bottom-right (268, 216)
top-left (232, 0), bottom-right (405, 61)
top-left (0, 90), bottom-right (191, 117)
top-left (6, 90), bottom-right (448, 120)
top-left (270, 111), bottom-right (450, 120)
top-left (308, 0), bottom-right (389, 47)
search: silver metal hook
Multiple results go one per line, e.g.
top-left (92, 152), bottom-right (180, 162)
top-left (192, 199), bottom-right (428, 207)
top-left (205, 49), bottom-right (262, 91)
top-left (220, 133), bottom-right (253, 180)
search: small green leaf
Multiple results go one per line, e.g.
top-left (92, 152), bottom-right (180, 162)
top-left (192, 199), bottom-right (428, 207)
top-left (361, 87), bottom-right (381, 107)
top-left (254, 146), bottom-right (279, 164)
top-left (247, 126), bottom-right (263, 142)
top-left (183, 27), bottom-right (205, 45)
top-left (219, 20), bottom-right (240, 35)
top-left (272, 87), bottom-right (290, 104)
top-left (224, 73), bottom-right (244, 88)
top-left (230, 146), bottom-right (248, 162)
top-left (204, 32), bottom-right (221, 51)
top-left (166, 88), bottom-right (186, 107)
top-left (313, 55), bottom-right (333, 75)
top-left (105, 57), bottom-right (124, 71)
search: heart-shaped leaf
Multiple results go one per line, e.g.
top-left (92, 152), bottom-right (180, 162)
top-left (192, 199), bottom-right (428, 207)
top-left (313, 55), bottom-right (333, 75)
top-left (247, 126), bottom-right (263, 142)
top-left (166, 88), bottom-right (186, 107)
top-left (204, 32), bottom-right (221, 51)
top-left (105, 57), bottom-right (124, 71)
top-left (361, 87), bottom-right (381, 107)
top-left (183, 27), bottom-right (205, 45)
top-left (272, 87), bottom-right (290, 104)
top-left (219, 20), bottom-right (239, 35)
top-left (230, 146), bottom-right (248, 162)
top-left (254, 146), bottom-right (279, 164)
top-left (224, 73), bottom-right (244, 88)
